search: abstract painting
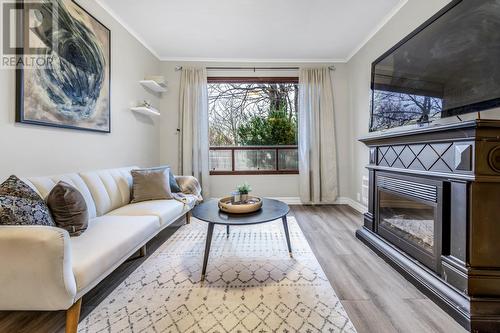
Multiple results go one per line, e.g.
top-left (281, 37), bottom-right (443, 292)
top-left (16, 0), bottom-right (110, 133)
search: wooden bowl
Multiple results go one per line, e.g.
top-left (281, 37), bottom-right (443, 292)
top-left (218, 196), bottom-right (263, 214)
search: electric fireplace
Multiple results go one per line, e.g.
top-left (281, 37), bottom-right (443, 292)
top-left (376, 174), bottom-right (444, 272)
top-left (358, 120), bottom-right (500, 332)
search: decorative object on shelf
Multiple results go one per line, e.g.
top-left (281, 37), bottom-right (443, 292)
top-left (131, 99), bottom-right (160, 116)
top-left (236, 182), bottom-right (252, 202)
top-left (140, 75), bottom-right (167, 93)
top-left (218, 196), bottom-right (263, 214)
top-left (16, 0), bottom-right (111, 133)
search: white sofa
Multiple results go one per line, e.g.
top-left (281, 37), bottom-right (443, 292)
top-left (0, 166), bottom-right (197, 333)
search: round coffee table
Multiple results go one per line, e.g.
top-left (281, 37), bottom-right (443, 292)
top-left (191, 198), bottom-right (291, 280)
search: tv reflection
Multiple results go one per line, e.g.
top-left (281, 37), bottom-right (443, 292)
top-left (370, 89), bottom-right (443, 132)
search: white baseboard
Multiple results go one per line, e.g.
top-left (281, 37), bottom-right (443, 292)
top-left (269, 196), bottom-right (368, 214)
top-left (269, 197), bottom-right (303, 205)
top-left (335, 197), bottom-right (368, 214)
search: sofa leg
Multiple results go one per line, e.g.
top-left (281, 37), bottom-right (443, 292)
top-left (186, 212), bottom-right (191, 224)
top-left (139, 244), bottom-right (147, 257)
top-left (65, 298), bottom-right (82, 333)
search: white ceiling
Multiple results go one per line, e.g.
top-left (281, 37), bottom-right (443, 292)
top-left (97, 0), bottom-right (406, 62)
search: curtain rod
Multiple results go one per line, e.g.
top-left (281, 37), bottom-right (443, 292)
top-left (174, 65), bottom-right (336, 71)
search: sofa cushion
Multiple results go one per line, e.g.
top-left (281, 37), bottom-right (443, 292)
top-left (79, 167), bottom-right (137, 216)
top-left (107, 200), bottom-right (186, 227)
top-left (0, 176), bottom-right (55, 227)
top-left (71, 215), bottom-right (158, 292)
top-left (24, 174), bottom-right (97, 219)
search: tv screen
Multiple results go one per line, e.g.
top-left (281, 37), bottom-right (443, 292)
top-left (370, 0), bottom-right (500, 132)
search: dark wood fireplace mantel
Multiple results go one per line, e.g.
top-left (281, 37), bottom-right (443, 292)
top-left (357, 120), bottom-right (500, 332)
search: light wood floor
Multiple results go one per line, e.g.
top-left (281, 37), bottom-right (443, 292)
top-left (0, 205), bottom-right (466, 333)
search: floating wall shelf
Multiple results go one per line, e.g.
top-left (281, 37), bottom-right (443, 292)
top-left (140, 80), bottom-right (167, 93)
top-left (131, 106), bottom-right (160, 117)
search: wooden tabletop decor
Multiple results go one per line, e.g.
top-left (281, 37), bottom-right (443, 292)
top-left (218, 196), bottom-right (262, 214)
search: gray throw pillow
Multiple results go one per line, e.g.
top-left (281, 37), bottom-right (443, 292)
top-left (0, 175), bottom-right (55, 226)
top-left (47, 181), bottom-right (88, 237)
top-left (169, 170), bottom-right (182, 193)
top-left (131, 167), bottom-right (173, 203)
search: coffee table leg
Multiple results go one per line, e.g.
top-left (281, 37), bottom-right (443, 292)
top-left (282, 216), bottom-right (292, 257)
top-left (201, 223), bottom-right (215, 281)
top-left (226, 225), bottom-right (230, 238)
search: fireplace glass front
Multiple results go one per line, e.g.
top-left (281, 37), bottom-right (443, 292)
top-left (378, 190), bottom-right (435, 254)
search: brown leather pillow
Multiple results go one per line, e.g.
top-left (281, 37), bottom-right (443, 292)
top-left (47, 181), bottom-right (88, 236)
top-left (131, 167), bottom-right (173, 203)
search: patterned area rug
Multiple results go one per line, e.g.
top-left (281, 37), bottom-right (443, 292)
top-left (79, 217), bottom-right (357, 333)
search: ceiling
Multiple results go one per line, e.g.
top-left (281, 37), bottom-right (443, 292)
top-left (97, 0), bottom-right (406, 62)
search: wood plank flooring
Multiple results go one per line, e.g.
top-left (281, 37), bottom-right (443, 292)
top-left (292, 205), bottom-right (466, 333)
top-left (0, 206), bottom-right (466, 333)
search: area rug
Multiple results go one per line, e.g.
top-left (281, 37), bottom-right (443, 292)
top-left (78, 217), bottom-right (357, 333)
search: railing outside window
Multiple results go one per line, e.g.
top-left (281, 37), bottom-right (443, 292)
top-left (209, 146), bottom-right (299, 175)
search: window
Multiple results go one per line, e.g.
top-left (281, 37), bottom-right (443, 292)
top-left (208, 77), bottom-right (299, 175)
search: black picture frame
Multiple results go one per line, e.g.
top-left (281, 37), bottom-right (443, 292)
top-left (15, 0), bottom-right (111, 133)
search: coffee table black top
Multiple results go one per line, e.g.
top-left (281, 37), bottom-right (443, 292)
top-left (191, 198), bottom-right (289, 225)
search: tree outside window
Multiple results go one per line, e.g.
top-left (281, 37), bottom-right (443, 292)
top-left (208, 78), bottom-right (299, 174)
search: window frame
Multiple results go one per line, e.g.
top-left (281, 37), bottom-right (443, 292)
top-left (208, 77), bottom-right (299, 84)
top-left (207, 77), bottom-right (299, 176)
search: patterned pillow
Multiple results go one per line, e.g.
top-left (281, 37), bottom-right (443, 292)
top-left (0, 175), bottom-right (55, 226)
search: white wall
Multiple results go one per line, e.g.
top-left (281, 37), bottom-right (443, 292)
top-left (345, 0), bottom-right (453, 204)
top-left (0, 0), bottom-right (161, 180)
top-left (158, 61), bottom-right (352, 199)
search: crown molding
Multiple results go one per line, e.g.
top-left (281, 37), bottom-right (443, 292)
top-left (95, 0), bottom-right (161, 60)
top-left (158, 57), bottom-right (347, 63)
top-left (345, 0), bottom-right (408, 62)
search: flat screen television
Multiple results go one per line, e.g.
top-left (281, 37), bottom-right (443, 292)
top-left (370, 0), bottom-right (500, 132)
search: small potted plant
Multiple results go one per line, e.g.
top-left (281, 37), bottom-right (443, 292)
top-left (236, 182), bottom-right (252, 203)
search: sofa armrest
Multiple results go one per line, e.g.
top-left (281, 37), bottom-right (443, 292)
top-left (0, 226), bottom-right (77, 310)
top-left (175, 175), bottom-right (203, 201)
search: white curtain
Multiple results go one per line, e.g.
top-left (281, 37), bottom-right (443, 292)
top-left (178, 68), bottom-right (210, 198)
top-left (298, 68), bottom-right (338, 204)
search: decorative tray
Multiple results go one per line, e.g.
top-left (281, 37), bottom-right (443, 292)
top-left (218, 196), bottom-right (263, 214)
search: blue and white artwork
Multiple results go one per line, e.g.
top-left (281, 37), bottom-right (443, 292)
top-left (18, 0), bottom-right (110, 132)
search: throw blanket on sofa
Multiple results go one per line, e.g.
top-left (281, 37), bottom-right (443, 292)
top-left (173, 176), bottom-right (203, 209)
